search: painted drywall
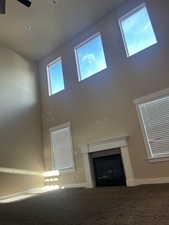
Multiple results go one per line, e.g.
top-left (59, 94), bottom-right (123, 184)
top-left (0, 0), bottom-right (125, 60)
top-left (39, 0), bottom-right (169, 185)
top-left (0, 46), bottom-right (44, 196)
top-left (0, 174), bottom-right (43, 197)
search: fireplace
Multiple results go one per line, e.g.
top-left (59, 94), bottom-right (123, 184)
top-left (80, 136), bottom-right (134, 187)
top-left (91, 150), bottom-right (126, 187)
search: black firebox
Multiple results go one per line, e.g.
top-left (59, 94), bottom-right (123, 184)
top-left (93, 154), bottom-right (126, 187)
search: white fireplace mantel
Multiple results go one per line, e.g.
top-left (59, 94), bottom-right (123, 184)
top-left (80, 136), bottom-right (135, 187)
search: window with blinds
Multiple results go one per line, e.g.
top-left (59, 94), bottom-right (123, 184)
top-left (50, 123), bottom-right (75, 171)
top-left (137, 94), bottom-right (169, 160)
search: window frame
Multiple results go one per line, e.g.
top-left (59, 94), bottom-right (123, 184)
top-left (46, 57), bottom-right (65, 96)
top-left (134, 88), bottom-right (169, 162)
top-left (74, 32), bottom-right (107, 81)
top-left (119, 3), bottom-right (157, 58)
top-left (49, 122), bottom-right (75, 173)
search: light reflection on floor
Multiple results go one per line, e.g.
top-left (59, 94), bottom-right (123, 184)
top-left (0, 185), bottom-right (64, 204)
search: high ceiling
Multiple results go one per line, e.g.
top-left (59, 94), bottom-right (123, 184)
top-left (0, 0), bottom-right (125, 60)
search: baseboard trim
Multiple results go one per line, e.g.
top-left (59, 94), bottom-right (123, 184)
top-left (126, 178), bottom-right (136, 187)
top-left (1, 177), bottom-right (169, 202)
top-left (0, 167), bottom-right (43, 176)
top-left (62, 178), bottom-right (169, 189)
top-left (0, 187), bottom-right (44, 201)
top-left (0, 183), bottom-right (87, 201)
top-left (0, 183), bottom-right (87, 203)
top-left (63, 183), bottom-right (87, 189)
top-left (134, 177), bottom-right (169, 186)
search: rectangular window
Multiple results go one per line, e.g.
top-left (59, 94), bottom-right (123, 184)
top-left (47, 58), bottom-right (65, 96)
top-left (50, 123), bottom-right (75, 171)
top-left (134, 89), bottom-right (169, 161)
top-left (119, 3), bottom-right (157, 57)
top-left (75, 33), bottom-right (107, 81)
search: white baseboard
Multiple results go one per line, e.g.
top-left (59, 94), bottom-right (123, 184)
top-left (1, 177), bottom-right (168, 202)
top-left (0, 187), bottom-right (44, 201)
top-left (63, 178), bottom-right (169, 189)
top-left (0, 183), bottom-right (87, 201)
top-left (63, 183), bottom-right (87, 189)
top-left (126, 179), bottom-right (136, 187)
top-left (134, 177), bottom-right (169, 186)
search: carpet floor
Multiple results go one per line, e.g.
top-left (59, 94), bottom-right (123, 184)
top-left (0, 184), bottom-right (169, 225)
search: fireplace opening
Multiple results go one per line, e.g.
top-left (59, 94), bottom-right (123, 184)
top-left (92, 152), bottom-right (126, 187)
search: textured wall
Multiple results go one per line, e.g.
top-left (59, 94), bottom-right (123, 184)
top-left (0, 46), bottom-right (44, 196)
top-left (39, 0), bottom-right (169, 185)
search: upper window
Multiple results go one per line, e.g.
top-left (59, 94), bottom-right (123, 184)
top-left (119, 4), bottom-right (157, 57)
top-left (134, 89), bottom-right (169, 161)
top-left (47, 58), bottom-right (65, 96)
top-left (75, 33), bottom-right (107, 81)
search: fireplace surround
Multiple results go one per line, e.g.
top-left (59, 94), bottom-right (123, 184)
top-left (80, 136), bottom-right (135, 187)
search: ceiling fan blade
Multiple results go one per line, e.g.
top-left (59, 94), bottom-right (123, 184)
top-left (17, 0), bottom-right (32, 7)
top-left (0, 0), bottom-right (6, 14)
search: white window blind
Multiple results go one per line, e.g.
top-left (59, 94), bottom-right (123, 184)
top-left (138, 95), bottom-right (169, 159)
top-left (50, 125), bottom-right (74, 171)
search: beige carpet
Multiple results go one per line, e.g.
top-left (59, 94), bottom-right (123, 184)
top-left (0, 184), bottom-right (169, 225)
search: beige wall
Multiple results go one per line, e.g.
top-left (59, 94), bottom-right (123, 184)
top-left (39, 0), bottom-right (169, 185)
top-left (0, 46), bottom-right (44, 196)
top-left (0, 174), bottom-right (43, 197)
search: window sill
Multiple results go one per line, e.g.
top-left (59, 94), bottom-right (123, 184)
top-left (148, 156), bottom-right (169, 163)
top-left (59, 167), bottom-right (76, 174)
